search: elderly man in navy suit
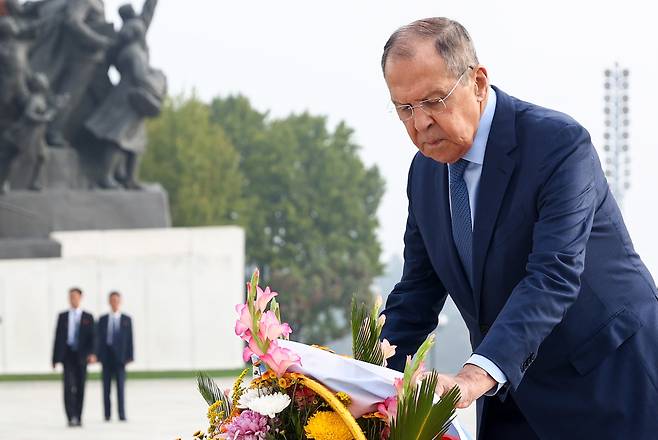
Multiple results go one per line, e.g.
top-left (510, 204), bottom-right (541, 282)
top-left (96, 291), bottom-right (134, 422)
top-left (52, 287), bottom-right (96, 427)
top-left (380, 17), bottom-right (658, 439)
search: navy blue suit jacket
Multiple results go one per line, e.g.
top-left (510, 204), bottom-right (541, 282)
top-left (96, 314), bottom-right (134, 365)
top-left (52, 311), bottom-right (95, 364)
top-left (381, 86), bottom-right (658, 437)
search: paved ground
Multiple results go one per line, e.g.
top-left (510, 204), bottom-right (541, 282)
top-left (0, 378), bottom-right (476, 439)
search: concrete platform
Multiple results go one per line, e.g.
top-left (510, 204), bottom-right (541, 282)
top-left (0, 187), bottom-right (171, 259)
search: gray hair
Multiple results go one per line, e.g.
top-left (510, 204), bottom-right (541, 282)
top-left (381, 17), bottom-right (479, 78)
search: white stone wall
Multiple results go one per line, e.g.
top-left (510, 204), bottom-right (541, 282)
top-left (0, 227), bottom-right (245, 374)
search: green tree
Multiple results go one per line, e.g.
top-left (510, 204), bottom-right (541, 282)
top-left (210, 96), bottom-right (385, 343)
top-left (145, 94), bottom-right (384, 344)
top-left (141, 95), bottom-right (246, 227)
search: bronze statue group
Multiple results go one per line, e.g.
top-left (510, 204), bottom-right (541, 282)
top-left (0, 0), bottom-right (166, 193)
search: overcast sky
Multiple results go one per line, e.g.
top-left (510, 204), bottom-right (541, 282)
top-left (105, 0), bottom-right (658, 274)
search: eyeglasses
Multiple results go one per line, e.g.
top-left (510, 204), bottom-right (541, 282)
top-left (393, 66), bottom-right (474, 122)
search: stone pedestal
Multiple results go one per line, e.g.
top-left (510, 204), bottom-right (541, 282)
top-left (0, 187), bottom-right (171, 259)
top-left (0, 238), bottom-right (61, 259)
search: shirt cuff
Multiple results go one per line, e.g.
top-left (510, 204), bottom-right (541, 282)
top-left (465, 354), bottom-right (508, 396)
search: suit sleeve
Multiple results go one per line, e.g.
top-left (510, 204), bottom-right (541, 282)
top-left (87, 314), bottom-right (96, 358)
top-left (474, 124), bottom-right (596, 390)
top-left (380, 159), bottom-right (448, 372)
top-left (127, 317), bottom-right (134, 362)
top-left (94, 317), bottom-right (101, 358)
top-left (52, 314), bottom-right (62, 365)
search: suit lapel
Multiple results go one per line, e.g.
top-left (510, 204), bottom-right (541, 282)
top-left (472, 87), bottom-right (517, 317)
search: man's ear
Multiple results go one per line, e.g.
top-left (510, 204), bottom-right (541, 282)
top-left (474, 65), bottom-right (489, 101)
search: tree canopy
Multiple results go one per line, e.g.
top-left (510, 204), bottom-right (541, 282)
top-left (142, 94), bottom-right (384, 343)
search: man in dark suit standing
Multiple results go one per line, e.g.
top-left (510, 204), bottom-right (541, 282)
top-left (96, 291), bottom-right (133, 421)
top-left (380, 17), bottom-right (658, 439)
top-left (52, 287), bottom-right (96, 427)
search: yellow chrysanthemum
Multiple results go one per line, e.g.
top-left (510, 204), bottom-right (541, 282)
top-left (304, 411), bottom-right (353, 440)
top-left (335, 392), bottom-right (351, 407)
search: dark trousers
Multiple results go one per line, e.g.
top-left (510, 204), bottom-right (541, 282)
top-left (479, 394), bottom-right (540, 440)
top-left (63, 348), bottom-right (87, 422)
top-left (102, 348), bottom-right (126, 420)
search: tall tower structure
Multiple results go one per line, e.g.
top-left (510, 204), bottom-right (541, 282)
top-left (603, 63), bottom-right (630, 209)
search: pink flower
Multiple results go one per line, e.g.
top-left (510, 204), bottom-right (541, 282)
top-left (235, 303), bottom-right (253, 340)
top-left (380, 339), bottom-right (397, 367)
top-left (243, 346), bottom-right (254, 363)
top-left (260, 341), bottom-right (301, 376)
top-left (255, 286), bottom-right (278, 312)
top-left (410, 360), bottom-right (426, 387)
top-left (242, 335), bottom-right (269, 362)
top-left (377, 395), bottom-right (398, 423)
top-left (393, 377), bottom-right (404, 395)
top-left (236, 269), bottom-right (299, 376)
top-left (224, 410), bottom-right (269, 440)
top-left (259, 311), bottom-right (292, 341)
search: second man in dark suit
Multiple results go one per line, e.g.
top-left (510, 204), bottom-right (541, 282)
top-left (96, 291), bottom-right (134, 421)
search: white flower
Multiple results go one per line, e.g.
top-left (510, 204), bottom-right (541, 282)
top-left (237, 387), bottom-right (273, 409)
top-left (246, 392), bottom-right (291, 418)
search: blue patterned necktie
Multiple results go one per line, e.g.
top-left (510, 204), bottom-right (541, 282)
top-left (449, 159), bottom-right (473, 285)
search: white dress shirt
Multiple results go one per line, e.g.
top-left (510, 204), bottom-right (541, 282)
top-left (67, 308), bottom-right (82, 347)
top-left (107, 312), bottom-right (122, 345)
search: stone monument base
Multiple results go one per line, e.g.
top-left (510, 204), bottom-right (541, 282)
top-left (0, 186), bottom-right (171, 259)
top-left (0, 238), bottom-right (61, 259)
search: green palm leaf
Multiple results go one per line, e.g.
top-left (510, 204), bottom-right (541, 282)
top-left (351, 297), bottom-right (385, 366)
top-left (197, 371), bottom-right (231, 412)
top-left (390, 372), bottom-right (460, 440)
